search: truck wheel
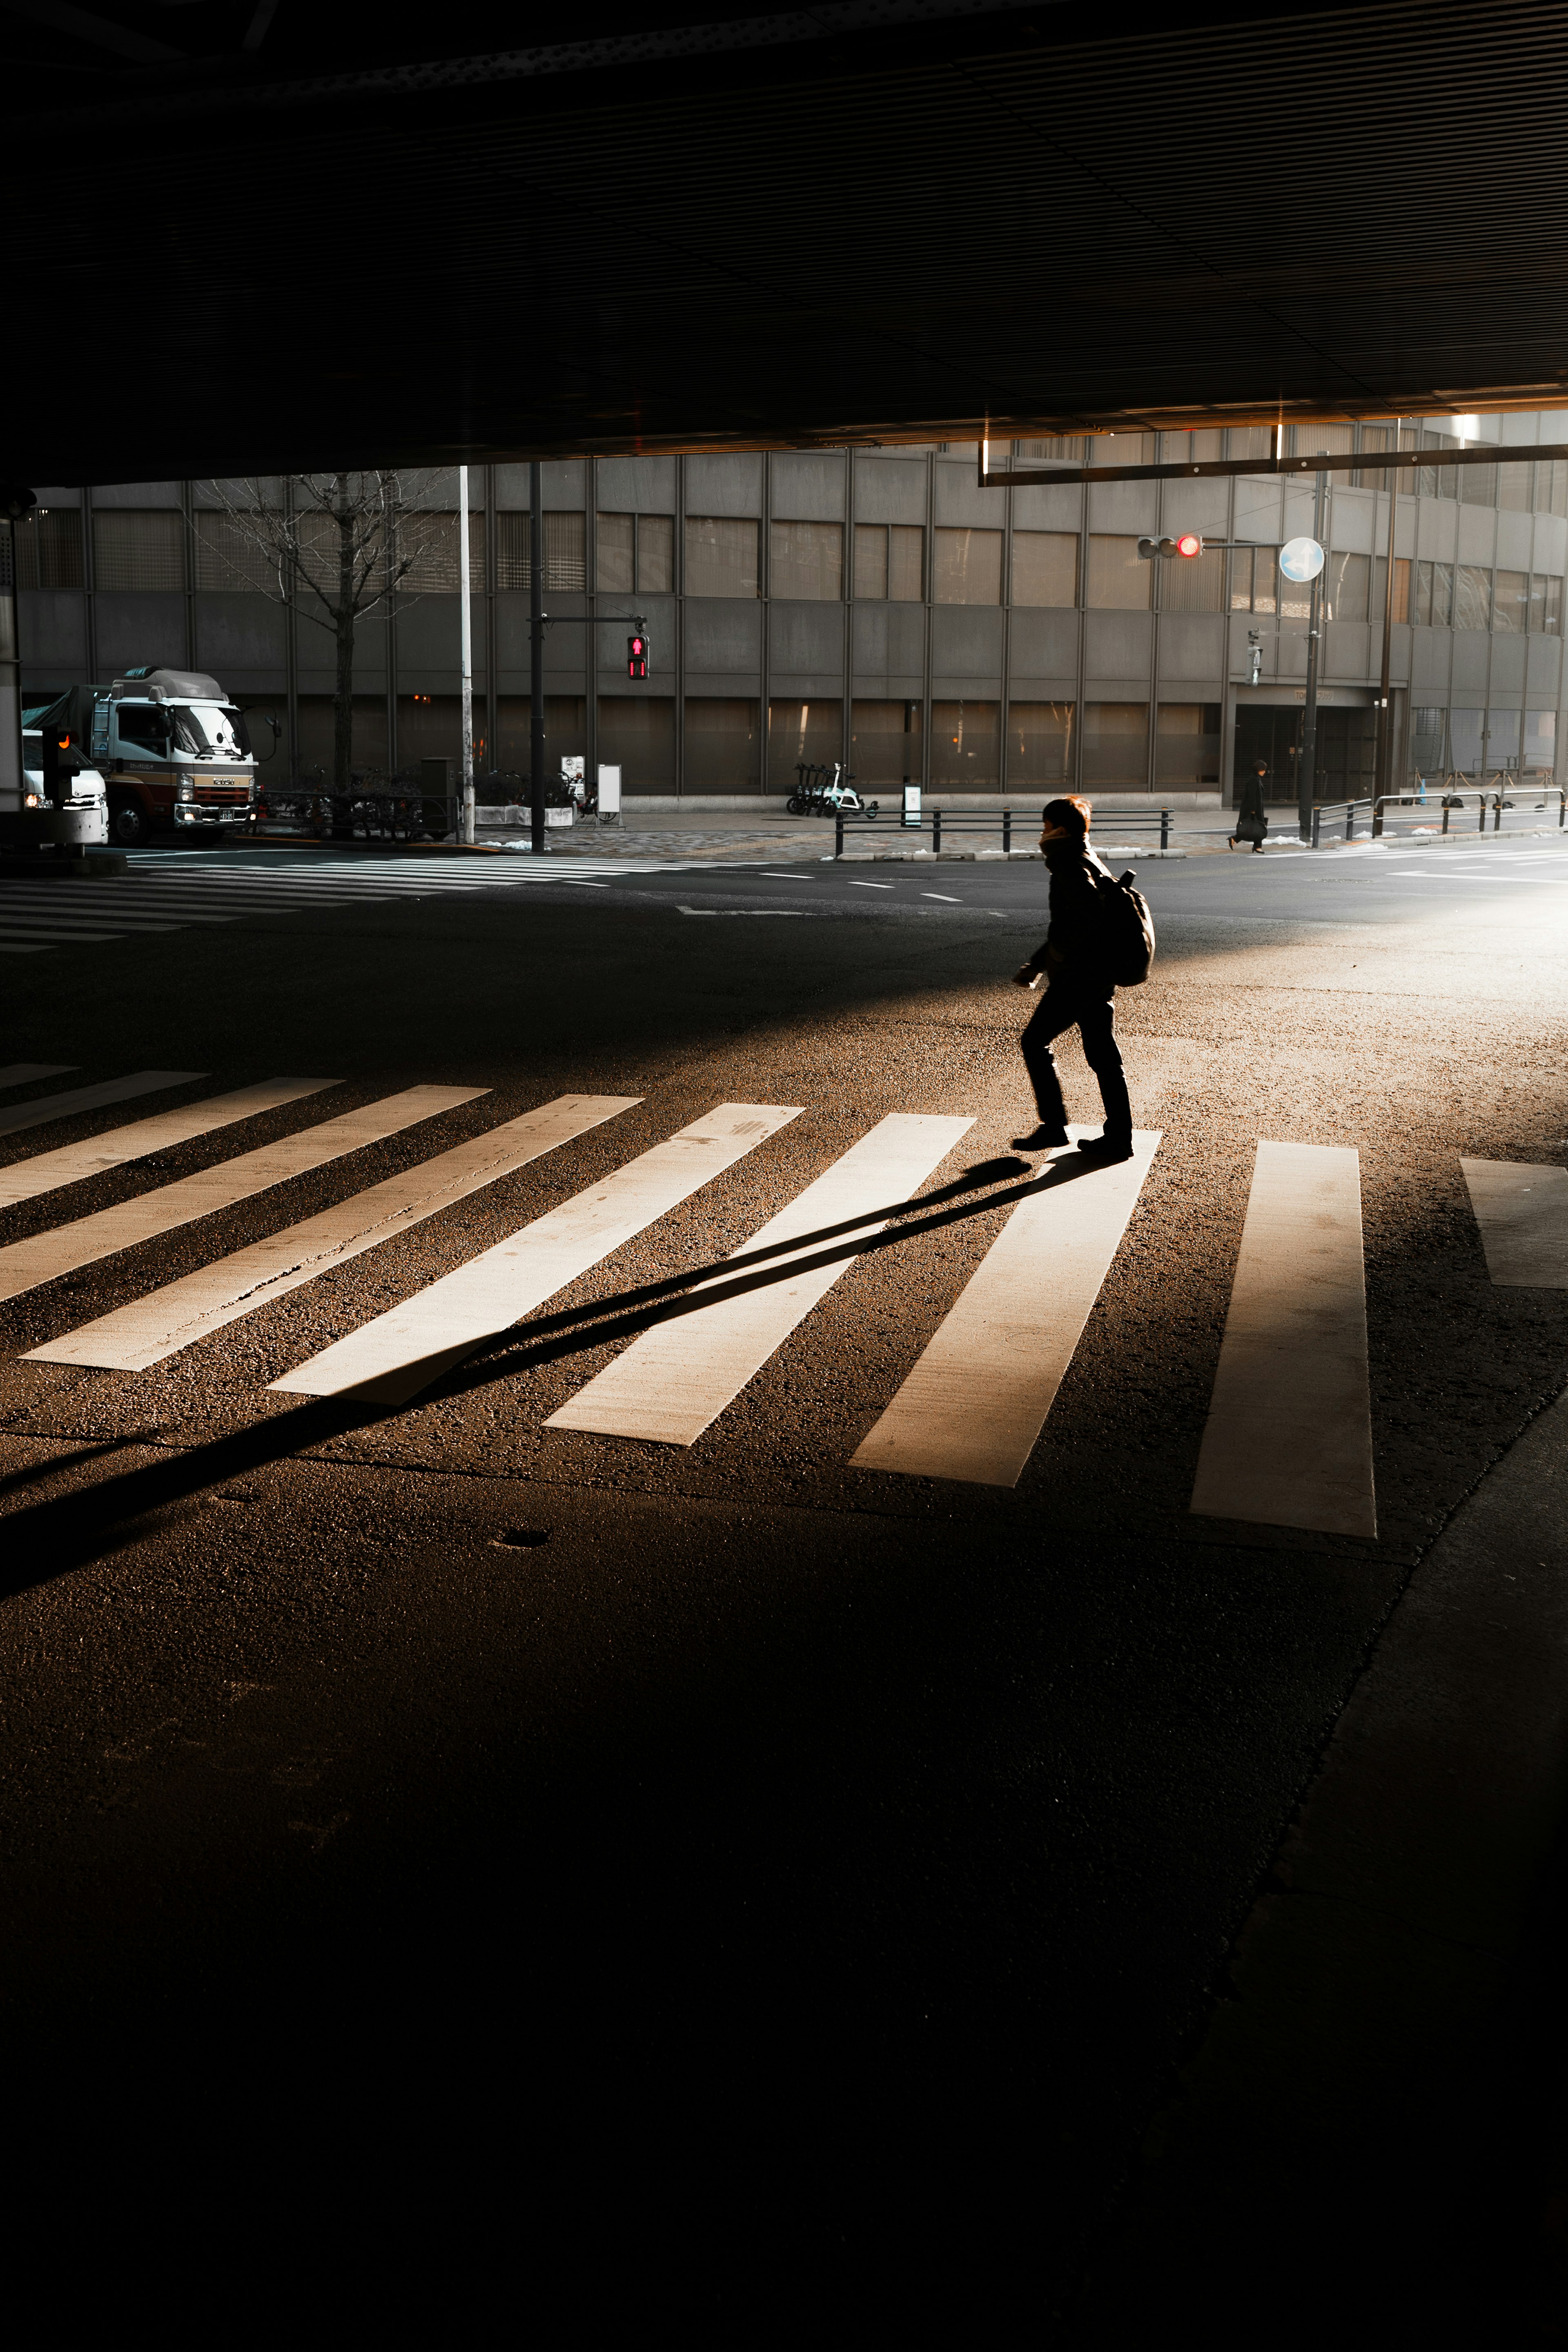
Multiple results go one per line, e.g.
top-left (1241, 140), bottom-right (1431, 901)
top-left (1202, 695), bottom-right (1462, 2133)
top-left (109, 797), bottom-right (151, 847)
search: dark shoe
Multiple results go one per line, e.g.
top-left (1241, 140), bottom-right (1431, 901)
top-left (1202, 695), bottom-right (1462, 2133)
top-left (1076, 1131), bottom-right (1134, 1162)
top-left (1012, 1125), bottom-right (1070, 1152)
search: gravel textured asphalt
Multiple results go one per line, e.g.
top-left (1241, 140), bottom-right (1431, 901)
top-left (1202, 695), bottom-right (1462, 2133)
top-left (3, 833), bottom-right (1566, 2327)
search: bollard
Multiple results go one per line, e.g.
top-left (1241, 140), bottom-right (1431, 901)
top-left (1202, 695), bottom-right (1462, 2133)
top-left (835, 809), bottom-right (844, 857)
top-left (1372, 798), bottom-right (1384, 838)
top-left (1311, 803), bottom-right (1322, 848)
top-left (1478, 795), bottom-right (1487, 833)
top-left (933, 807), bottom-right (942, 853)
top-left (1345, 800), bottom-right (1354, 843)
top-left (1003, 809), bottom-right (1012, 853)
top-left (1442, 801), bottom-right (1450, 834)
top-left (1159, 807), bottom-right (1170, 849)
top-left (1494, 793), bottom-right (1503, 833)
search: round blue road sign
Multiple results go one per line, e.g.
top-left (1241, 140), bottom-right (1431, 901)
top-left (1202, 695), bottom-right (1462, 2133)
top-left (1280, 536), bottom-right (1325, 582)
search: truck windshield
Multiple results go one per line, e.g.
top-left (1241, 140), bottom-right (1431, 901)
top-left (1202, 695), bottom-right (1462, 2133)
top-left (174, 704), bottom-right (253, 759)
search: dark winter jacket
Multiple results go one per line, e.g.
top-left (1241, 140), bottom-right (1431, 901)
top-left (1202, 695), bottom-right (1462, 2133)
top-left (1025, 838), bottom-right (1116, 985)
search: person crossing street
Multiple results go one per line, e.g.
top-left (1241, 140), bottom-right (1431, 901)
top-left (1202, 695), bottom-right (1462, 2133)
top-left (1011, 795), bottom-right (1135, 1164)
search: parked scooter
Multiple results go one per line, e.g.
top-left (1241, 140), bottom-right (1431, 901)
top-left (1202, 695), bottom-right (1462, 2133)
top-left (786, 760), bottom-right (879, 820)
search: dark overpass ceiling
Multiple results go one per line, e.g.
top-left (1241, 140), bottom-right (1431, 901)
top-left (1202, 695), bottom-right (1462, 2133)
top-left (9, 0), bottom-right (1568, 484)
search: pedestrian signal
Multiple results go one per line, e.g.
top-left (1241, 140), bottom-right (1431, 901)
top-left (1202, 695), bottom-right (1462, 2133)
top-left (627, 633), bottom-right (648, 679)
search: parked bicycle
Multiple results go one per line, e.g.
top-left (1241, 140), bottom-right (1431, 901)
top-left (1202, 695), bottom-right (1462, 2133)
top-left (786, 760), bottom-right (879, 820)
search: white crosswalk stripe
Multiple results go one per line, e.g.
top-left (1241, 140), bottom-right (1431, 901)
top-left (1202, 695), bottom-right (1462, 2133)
top-left (0, 1076), bottom-right (339, 1208)
top-left (851, 1127), bottom-right (1161, 1487)
top-left (0, 1074), bottom-right (1461, 1538)
top-left (31, 1094), bottom-right (638, 1370)
top-left (270, 1101), bottom-right (802, 1406)
top-left (0, 1064), bottom-right (77, 1090)
top-left (547, 1112), bottom-right (973, 1447)
top-left (1462, 1157), bottom-right (1568, 1285)
top-left (2, 1085), bottom-right (482, 1308)
top-left (1189, 1141), bottom-right (1375, 1539)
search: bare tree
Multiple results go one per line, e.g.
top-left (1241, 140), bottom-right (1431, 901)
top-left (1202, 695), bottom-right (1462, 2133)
top-left (198, 472), bottom-right (449, 791)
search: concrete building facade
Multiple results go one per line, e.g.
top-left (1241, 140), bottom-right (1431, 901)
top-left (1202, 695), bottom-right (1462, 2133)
top-left (17, 411), bottom-right (1567, 809)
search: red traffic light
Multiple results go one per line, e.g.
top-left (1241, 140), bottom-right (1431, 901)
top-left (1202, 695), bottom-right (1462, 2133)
top-left (627, 633), bottom-right (648, 680)
top-left (1173, 532), bottom-right (1203, 560)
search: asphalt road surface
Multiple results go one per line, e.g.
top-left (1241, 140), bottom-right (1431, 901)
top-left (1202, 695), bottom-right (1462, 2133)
top-left (4, 832), bottom-right (1566, 2324)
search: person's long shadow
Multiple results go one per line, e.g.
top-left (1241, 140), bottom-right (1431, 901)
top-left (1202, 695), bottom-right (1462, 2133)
top-left (0, 1149), bottom-right (1105, 1601)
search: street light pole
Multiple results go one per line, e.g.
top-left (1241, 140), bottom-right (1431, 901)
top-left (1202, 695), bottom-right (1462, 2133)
top-left (1298, 463), bottom-right (1327, 841)
top-left (530, 461), bottom-right (545, 859)
top-left (458, 465), bottom-right (475, 845)
top-left (1376, 422), bottom-right (1400, 809)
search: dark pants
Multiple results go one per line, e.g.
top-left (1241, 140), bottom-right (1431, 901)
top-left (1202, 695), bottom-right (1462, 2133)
top-left (1020, 982), bottom-right (1132, 1141)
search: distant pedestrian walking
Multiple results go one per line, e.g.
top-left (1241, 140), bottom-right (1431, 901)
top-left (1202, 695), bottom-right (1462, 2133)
top-left (1230, 762), bottom-right (1269, 852)
top-left (1011, 795), bottom-right (1140, 1164)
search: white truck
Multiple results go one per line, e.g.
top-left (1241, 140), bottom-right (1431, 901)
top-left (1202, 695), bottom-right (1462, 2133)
top-left (31, 668), bottom-right (261, 847)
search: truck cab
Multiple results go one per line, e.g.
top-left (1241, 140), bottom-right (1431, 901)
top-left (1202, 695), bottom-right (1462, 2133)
top-left (94, 667), bottom-right (259, 846)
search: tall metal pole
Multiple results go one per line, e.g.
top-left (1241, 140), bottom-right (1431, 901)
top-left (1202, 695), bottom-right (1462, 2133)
top-left (530, 460), bottom-right (546, 858)
top-left (1376, 421), bottom-right (1400, 810)
top-left (1298, 464), bottom-right (1327, 840)
top-left (458, 464), bottom-right (475, 845)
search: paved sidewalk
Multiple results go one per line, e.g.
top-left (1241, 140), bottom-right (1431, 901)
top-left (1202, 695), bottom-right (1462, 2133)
top-left (1074, 1379), bottom-right (1568, 2338)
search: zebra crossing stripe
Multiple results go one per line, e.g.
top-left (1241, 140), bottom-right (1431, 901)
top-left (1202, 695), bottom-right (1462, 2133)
top-left (270, 1100), bottom-right (802, 1406)
top-left (0, 912), bottom-right (183, 936)
top-left (1189, 1140), bottom-right (1376, 1539)
top-left (546, 1112), bottom-right (973, 1447)
top-left (31, 1095), bottom-right (641, 1370)
top-left (0, 1065), bottom-right (77, 1090)
top-left (0, 1077), bottom-right (340, 1211)
top-left (0, 1070), bottom-right (207, 1139)
top-left (0, 1085), bottom-right (484, 1309)
top-left (849, 1126), bottom-right (1161, 1487)
top-left (1461, 1157), bottom-right (1568, 1285)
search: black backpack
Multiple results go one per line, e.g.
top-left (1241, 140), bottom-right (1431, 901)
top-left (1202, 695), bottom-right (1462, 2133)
top-left (1097, 868), bottom-right (1156, 987)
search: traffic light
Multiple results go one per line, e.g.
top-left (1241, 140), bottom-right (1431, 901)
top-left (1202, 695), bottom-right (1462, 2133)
top-left (1137, 534), bottom-right (1205, 560)
top-left (41, 728), bottom-right (75, 805)
top-left (627, 633), bottom-right (649, 680)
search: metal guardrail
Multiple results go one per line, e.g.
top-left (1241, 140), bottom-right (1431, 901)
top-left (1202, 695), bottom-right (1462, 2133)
top-left (1371, 784), bottom-right (1566, 840)
top-left (259, 786), bottom-right (461, 843)
top-left (832, 807), bottom-right (1174, 856)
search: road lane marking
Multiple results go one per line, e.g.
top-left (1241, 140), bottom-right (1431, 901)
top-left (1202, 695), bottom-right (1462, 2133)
top-left (675, 906), bottom-right (809, 917)
top-left (0, 1065), bottom-right (76, 1090)
top-left (761, 873), bottom-right (813, 879)
top-left (270, 1101), bottom-right (802, 1406)
top-left (848, 881), bottom-right (893, 890)
top-left (1189, 1140), bottom-right (1375, 1538)
top-left (0, 1077), bottom-right (341, 1209)
top-left (0, 1071), bottom-right (207, 1139)
top-left (849, 1126), bottom-right (1161, 1487)
top-left (0, 1086), bottom-right (483, 1309)
top-left (546, 1113), bottom-right (974, 1447)
top-left (1461, 1157), bottom-right (1568, 1285)
top-left (921, 893), bottom-right (962, 903)
top-left (30, 1095), bottom-right (641, 1370)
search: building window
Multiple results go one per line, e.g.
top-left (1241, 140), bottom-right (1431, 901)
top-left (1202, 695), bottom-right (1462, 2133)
top-left (684, 698), bottom-right (761, 791)
top-left (1454, 565), bottom-right (1491, 631)
top-left (1526, 710), bottom-right (1557, 771)
top-left (1460, 458), bottom-right (1499, 506)
top-left (1450, 709), bottom-right (1484, 771)
top-left (1352, 425), bottom-right (1395, 490)
top-left (1229, 426), bottom-right (1274, 462)
top-left (770, 518), bottom-right (843, 601)
top-left (1290, 424), bottom-right (1354, 461)
top-left (850, 700), bottom-right (924, 785)
top-left (1539, 575), bottom-right (1566, 632)
top-left (933, 527), bottom-right (1002, 604)
top-left (1325, 551), bottom-right (1369, 622)
top-left (1160, 429), bottom-right (1224, 464)
top-left (1156, 703), bottom-right (1221, 786)
top-left (1014, 435), bottom-right (1087, 460)
top-left (768, 698), bottom-right (842, 789)
top-left (1371, 557), bottom-right (1411, 623)
top-left (1414, 560), bottom-right (1453, 627)
top-left (1486, 709), bottom-right (1521, 768)
top-left (93, 509), bottom-right (184, 592)
top-left (853, 524), bottom-right (923, 601)
top-left (598, 696), bottom-right (675, 790)
top-left (14, 507), bottom-right (82, 590)
top-left (1086, 535), bottom-right (1151, 611)
top-left (930, 700), bottom-right (999, 789)
top-left (1160, 547), bottom-right (1224, 613)
top-left (686, 517), bottom-right (759, 598)
top-left (1008, 701), bottom-right (1075, 787)
top-left (1538, 461), bottom-right (1568, 518)
top-left (399, 513), bottom-right (488, 593)
top-left (1229, 547), bottom-right (1278, 616)
top-left (1493, 570), bottom-right (1529, 632)
top-left (1410, 708), bottom-right (1447, 771)
top-left (1082, 702), bottom-right (1149, 788)
top-left (1498, 461), bottom-right (1533, 513)
top-left (1011, 531), bottom-right (1078, 607)
top-left (192, 511), bottom-right (281, 591)
top-left (596, 512), bottom-right (673, 595)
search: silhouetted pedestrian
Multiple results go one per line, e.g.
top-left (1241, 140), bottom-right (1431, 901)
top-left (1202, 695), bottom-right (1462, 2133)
top-left (1231, 762), bottom-right (1269, 852)
top-left (1011, 795), bottom-right (1134, 1163)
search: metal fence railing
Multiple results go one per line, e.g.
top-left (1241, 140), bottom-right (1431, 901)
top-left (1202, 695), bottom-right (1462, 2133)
top-left (1371, 782), bottom-right (1567, 839)
top-left (832, 806), bottom-right (1174, 856)
top-left (258, 784), bottom-right (461, 843)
